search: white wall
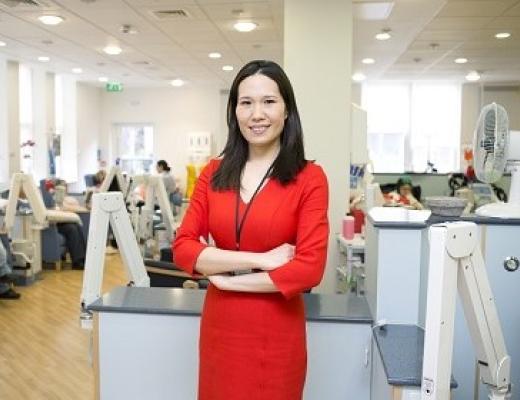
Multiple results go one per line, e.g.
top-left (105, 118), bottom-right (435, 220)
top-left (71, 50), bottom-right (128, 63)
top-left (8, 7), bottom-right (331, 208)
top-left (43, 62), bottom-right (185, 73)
top-left (482, 86), bottom-right (520, 130)
top-left (99, 84), bottom-right (221, 189)
top-left (72, 82), bottom-right (102, 192)
top-left (7, 61), bottom-right (19, 175)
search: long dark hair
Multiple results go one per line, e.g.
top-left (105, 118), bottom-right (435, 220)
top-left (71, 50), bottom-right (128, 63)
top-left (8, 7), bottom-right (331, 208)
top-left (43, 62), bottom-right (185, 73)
top-left (157, 160), bottom-right (170, 172)
top-left (211, 60), bottom-right (306, 191)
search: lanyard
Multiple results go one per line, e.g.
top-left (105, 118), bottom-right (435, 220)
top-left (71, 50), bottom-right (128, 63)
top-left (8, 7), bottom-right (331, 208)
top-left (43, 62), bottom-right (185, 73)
top-left (235, 163), bottom-right (274, 250)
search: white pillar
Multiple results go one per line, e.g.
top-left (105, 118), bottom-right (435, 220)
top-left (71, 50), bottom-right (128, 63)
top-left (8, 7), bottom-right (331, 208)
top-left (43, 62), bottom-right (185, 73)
top-left (284, 0), bottom-right (353, 294)
top-left (0, 58), bottom-right (8, 185)
top-left (7, 61), bottom-right (20, 174)
top-left (32, 67), bottom-right (50, 181)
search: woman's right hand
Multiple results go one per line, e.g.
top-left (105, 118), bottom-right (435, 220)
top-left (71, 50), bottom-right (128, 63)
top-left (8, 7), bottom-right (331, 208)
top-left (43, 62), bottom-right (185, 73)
top-left (259, 243), bottom-right (295, 271)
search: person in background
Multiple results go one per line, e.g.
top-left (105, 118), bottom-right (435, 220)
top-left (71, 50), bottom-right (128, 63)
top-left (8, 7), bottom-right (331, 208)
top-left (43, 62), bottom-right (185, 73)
top-left (156, 160), bottom-right (176, 195)
top-left (385, 176), bottom-right (423, 210)
top-left (174, 60), bottom-right (329, 399)
top-left (0, 236), bottom-right (21, 299)
top-left (156, 160), bottom-right (183, 213)
top-left (93, 170), bottom-right (107, 188)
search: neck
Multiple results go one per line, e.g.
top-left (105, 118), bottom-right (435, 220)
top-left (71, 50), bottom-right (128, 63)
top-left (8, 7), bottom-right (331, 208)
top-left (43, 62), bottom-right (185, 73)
top-left (248, 141), bottom-right (281, 164)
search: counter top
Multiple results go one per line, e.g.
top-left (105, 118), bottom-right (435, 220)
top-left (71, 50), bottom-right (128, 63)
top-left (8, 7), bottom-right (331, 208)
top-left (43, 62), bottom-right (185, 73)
top-left (373, 324), bottom-right (457, 388)
top-left (369, 213), bottom-right (520, 229)
top-left (88, 286), bottom-right (373, 323)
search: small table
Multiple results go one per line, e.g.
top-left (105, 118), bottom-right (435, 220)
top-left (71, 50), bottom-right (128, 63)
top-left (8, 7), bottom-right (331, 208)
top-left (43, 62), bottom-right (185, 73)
top-left (336, 233), bottom-right (365, 294)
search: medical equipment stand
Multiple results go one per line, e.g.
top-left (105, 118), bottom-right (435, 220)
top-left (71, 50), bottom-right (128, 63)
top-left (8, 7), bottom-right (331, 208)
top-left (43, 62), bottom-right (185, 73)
top-left (80, 192), bottom-right (150, 330)
top-left (421, 222), bottom-right (511, 399)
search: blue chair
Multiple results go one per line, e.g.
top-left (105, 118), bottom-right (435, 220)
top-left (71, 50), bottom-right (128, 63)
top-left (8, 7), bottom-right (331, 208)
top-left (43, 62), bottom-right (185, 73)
top-left (84, 174), bottom-right (96, 188)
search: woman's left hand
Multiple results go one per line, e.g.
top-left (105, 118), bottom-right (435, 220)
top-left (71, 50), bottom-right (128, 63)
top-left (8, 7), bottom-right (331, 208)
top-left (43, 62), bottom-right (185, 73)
top-left (208, 274), bottom-right (231, 290)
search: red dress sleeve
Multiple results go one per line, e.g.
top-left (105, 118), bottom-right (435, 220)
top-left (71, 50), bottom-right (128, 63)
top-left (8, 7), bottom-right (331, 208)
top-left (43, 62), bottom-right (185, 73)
top-left (268, 165), bottom-right (329, 299)
top-left (172, 160), bottom-right (215, 275)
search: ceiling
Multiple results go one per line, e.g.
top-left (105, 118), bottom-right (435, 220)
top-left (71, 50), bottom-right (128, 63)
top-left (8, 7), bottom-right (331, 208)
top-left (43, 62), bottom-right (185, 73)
top-left (0, 0), bottom-right (519, 88)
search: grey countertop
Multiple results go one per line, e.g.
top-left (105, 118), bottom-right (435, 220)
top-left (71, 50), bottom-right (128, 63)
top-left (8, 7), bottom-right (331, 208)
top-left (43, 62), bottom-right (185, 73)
top-left (370, 213), bottom-right (520, 229)
top-left (88, 286), bottom-right (373, 323)
top-left (373, 324), bottom-right (457, 388)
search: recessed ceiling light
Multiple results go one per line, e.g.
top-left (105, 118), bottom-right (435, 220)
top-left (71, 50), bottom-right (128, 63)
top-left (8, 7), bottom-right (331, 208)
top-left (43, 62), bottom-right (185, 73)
top-left (465, 71), bottom-right (481, 82)
top-left (495, 32), bottom-right (511, 39)
top-left (98, 77), bottom-right (108, 82)
top-left (352, 72), bottom-right (366, 82)
top-left (38, 15), bottom-right (64, 26)
top-left (222, 65), bottom-right (234, 72)
top-left (38, 56), bottom-right (50, 62)
top-left (362, 58), bottom-right (375, 65)
top-left (233, 21), bottom-right (257, 32)
top-left (72, 68), bottom-right (83, 74)
top-left (454, 58), bottom-right (468, 64)
top-left (170, 79), bottom-right (185, 87)
top-left (0, 41), bottom-right (6, 47)
top-left (208, 52), bottom-right (222, 59)
top-left (103, 45), bottom-right (122, 55)
top-left (375, 29), bottom-right (391, 41)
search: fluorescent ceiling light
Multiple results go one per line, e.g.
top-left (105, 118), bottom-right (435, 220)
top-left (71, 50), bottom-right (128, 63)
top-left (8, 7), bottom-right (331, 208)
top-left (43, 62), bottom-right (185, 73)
top-left (454, 58), bottom-right (468, 64)
top-left (222, 65), bottom-right (234, 72)
top-left (170, 79), bottom-right (185, 87)
top-left (352, 72), bottom-right (366, 82)
top-left (98, 77), bottom-right (108, 82)
top-left (362, 58), bottom-right (375, 64)
top-left (38, 15), bottom-right (64, 25)
top-left (233, 21), bottom-right (257, 32)
top-left (209, 52), bottom-right (222, 59)
top-left (495, 32), bottom-right (511, 39)
top-left (38, 56), bottom-right (50, 62)
top-left (103, 45), bottom-right (122, 55)
top-left (465, 71), bottom-right (481, 82)
top-left (0, 41), bottom-right (6, 47)
top-left (72, 68), bottom-right (83, 74)
top-left (375, 32), bottom-right (391, 41)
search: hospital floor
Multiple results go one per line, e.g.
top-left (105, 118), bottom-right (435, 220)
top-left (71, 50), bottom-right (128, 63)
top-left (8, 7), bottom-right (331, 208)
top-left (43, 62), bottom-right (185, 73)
top-left (0, 255), bottom-right (127, 400)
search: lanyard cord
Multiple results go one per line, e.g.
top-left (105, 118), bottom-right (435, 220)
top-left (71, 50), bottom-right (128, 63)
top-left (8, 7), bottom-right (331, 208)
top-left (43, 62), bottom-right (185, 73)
top-left (235, 163), bottom-right (274, 250)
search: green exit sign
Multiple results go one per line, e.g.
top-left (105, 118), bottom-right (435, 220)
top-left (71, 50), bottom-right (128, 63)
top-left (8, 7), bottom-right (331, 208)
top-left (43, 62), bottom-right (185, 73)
top-left (106, 82), bottom-right (123, 92)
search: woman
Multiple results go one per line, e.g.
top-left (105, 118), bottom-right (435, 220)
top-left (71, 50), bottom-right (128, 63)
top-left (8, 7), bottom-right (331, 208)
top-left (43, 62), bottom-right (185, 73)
top-left (173, 60), bottom-right (329, 399)
top-left (156, 160), bottom-right (177, 196)
top-left (385, 176), bottom-right (423, 210)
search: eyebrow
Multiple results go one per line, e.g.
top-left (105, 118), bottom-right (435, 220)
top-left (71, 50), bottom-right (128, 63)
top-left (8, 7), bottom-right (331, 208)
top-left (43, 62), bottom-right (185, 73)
top-left (238, 94), bottom-right (280, 101)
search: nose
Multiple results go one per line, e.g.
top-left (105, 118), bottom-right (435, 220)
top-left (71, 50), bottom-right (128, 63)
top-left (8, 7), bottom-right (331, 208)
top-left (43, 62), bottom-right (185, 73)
top-left (251, 102), bottom-right (265, 121)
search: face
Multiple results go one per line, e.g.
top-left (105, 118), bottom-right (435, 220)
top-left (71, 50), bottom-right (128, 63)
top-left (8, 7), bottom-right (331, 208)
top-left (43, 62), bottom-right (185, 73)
top-left (399, 184), bottom-right (412, 197)
top-left (235, 74), bottom-right (287, 150)
top-left (156, 164), bottom-right (162, 173)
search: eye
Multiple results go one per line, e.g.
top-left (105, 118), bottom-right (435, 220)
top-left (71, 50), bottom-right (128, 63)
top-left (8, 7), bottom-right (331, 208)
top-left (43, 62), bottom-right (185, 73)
top-left (265, 99), bottom-right (276, 104)
top-left (239, 100), bottom-right (251, 106)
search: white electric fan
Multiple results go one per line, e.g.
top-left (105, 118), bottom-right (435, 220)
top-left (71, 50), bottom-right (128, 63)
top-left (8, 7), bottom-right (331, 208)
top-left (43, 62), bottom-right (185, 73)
top-left (473, 102), bottom-right (520, 218)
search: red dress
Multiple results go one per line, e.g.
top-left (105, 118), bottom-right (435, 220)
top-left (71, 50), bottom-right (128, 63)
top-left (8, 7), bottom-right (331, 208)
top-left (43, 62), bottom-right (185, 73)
top-left (173, 159), bottom-right (329, 400)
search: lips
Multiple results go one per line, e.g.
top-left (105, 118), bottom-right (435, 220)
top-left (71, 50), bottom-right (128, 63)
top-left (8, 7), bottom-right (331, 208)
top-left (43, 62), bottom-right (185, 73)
top-left (250, 125), bottom-right (270, 135)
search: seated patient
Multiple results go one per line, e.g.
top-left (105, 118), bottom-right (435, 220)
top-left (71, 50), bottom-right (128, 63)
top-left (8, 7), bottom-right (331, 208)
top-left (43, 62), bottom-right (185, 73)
top-left (42, 180), bottom-right (87, 269)
top-left (384, 176), bottom-right (423, 210)
top-left (0, 235), bottom-right (21, 299)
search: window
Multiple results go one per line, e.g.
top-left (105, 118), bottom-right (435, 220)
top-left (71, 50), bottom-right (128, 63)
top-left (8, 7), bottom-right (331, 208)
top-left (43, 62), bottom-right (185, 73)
top-left (362, 82), bottom-right (461, 173)
top-left (115, 124), bottom-right (154, 175)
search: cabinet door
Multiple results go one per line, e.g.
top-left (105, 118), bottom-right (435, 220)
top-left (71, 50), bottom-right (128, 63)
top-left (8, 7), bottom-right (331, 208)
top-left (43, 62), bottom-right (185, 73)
top-left (305, 322), bottom-right (371, 400)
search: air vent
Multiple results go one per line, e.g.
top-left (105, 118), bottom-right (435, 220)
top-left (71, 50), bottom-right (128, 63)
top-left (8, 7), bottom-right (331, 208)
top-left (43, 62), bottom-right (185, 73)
top-left (0, 0), bottom-right (46, 7)
top-left (353, 1), bottom-right (394, 21)
top-left (151, 9), bottom-right (190, 20)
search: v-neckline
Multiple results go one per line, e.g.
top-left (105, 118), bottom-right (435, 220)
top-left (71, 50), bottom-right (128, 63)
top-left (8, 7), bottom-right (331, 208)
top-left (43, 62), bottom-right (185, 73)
top-left (239, 178), bottom-right (271, 205)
